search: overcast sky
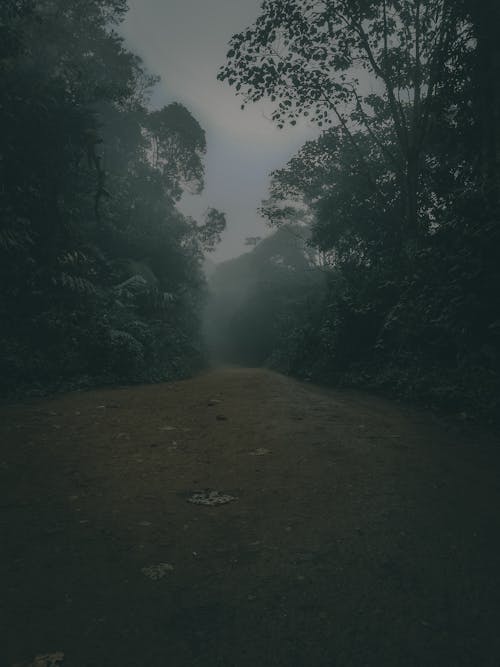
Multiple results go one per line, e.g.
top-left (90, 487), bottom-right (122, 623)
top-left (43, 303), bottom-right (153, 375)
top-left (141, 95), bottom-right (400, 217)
top-left (120, 0), bottom-right (318, 262)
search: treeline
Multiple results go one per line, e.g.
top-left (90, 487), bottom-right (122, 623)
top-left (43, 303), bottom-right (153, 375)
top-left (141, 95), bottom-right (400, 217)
top-left (214, 0), bottom-right (500, 420)
top-left (0, 0), bottom-right (224, 394)
top-left (205, 225), bottom-right (324, 366)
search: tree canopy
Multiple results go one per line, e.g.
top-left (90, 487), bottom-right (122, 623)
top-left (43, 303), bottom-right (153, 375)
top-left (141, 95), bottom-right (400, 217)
top-left (217, 0), bottom-right (500, 419)
top-left (219, 0), bottom-right (475, 248)
top-left (0, 0), bottom-right (225, 393)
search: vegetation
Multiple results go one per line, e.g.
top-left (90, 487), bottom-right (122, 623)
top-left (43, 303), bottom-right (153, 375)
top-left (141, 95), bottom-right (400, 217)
top-left (217, 0), bottom-right (500, 420)
top-left (3, 0), bottom-right (499, 419)
top-left (0, 0), bottom-right (225, 395)
top-left (205, 225), bottom-right (324, 367)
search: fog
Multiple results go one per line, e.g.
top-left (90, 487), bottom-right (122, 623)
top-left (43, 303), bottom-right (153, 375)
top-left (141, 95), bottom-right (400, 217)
top-left (3, 2), bottom-right (500, 665)
top-left (120, 0), bottom-right (319, 262)
top-left (203, 225), bottom-right (326, 369)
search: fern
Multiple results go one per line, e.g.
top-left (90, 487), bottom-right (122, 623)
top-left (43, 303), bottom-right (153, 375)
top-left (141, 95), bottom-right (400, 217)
top-left (52, 272), bottom-right (97, 294)
top-left (57, 250), bottom-right (90, 266)
top-left (0, 220), bottom-right (33, 251)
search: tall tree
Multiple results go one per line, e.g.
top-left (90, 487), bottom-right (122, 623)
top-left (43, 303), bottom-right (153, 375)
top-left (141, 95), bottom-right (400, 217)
top-left (262, 125), bottom-right (401, 267)
top-left (0, 0), bottom-right (225, 391)
top-left (145, 103), bottom-right (207, 200)
top-left (219, 0), bottom-right (473, 250)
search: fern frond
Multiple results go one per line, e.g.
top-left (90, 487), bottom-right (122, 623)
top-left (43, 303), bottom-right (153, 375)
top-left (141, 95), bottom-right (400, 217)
top-left (53, 272), bottom-right (97, 294)
top-left (57, 250), bottom-right (90, 266)
top-left (0, 224), bottom-right (33, 251)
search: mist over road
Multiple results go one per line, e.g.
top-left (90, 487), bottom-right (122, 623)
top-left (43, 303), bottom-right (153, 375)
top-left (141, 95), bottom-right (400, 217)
top-left (2, 368), bottom-right (499, 666)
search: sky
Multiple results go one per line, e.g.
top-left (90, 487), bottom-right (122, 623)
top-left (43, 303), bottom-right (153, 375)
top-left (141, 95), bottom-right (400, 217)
top-left (120, 0), bottom-right (319, 262)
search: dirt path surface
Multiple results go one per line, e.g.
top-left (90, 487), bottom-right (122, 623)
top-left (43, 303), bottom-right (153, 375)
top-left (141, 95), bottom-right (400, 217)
top-left (2, 367), bottom-right (500, 666)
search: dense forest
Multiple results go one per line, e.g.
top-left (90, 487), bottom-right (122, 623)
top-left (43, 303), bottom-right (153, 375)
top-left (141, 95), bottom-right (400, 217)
top-left (2, 0), bottom-right (500, 422)
top-left (3, 4), bottom-right (500, 664)
top-left (0, 0), bottom-right (225, 394)
top-left (211, 0), bottom-right (500, 421)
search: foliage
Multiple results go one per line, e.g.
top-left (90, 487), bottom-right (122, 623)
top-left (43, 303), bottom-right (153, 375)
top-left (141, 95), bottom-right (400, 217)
top-left (219, 0), bottom-right (474, 246)
top-left (145, 103), bottom-right (207, 199)
top-left (0, 0), bottom-right (225, 395)
top-left (218, 0), bottom-right (500, 421)
top-left (205, 225), bottom-right (324, 366)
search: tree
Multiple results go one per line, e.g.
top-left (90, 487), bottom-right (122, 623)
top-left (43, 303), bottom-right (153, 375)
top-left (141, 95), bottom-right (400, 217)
top-left (219, 0), bottom-right (473, 250)
top-left (205, 224), bottom-right (323, 366)
top-left (217, 0), bottom-right (500, 420)
top-left (0, 0), bottom-right (225, 392)
top-left (196, 208), bottom-right (227, 252)
top-left (262, 125), bottom-right (402, 267)
top-left (145, 103), bottom-right (207, 200)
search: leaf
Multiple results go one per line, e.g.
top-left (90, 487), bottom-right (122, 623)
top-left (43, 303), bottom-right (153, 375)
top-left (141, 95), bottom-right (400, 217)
top-left (32, 653), bottom-right (65, 667)
top-left (141, 563), bottom-right (174, 580)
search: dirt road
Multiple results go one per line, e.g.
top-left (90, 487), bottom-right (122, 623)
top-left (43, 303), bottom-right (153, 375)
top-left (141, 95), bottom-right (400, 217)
top-left (1, 367), bottom-right (499, 666)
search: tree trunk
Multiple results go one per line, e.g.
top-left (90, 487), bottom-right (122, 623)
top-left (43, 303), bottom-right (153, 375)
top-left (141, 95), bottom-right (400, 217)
top-left (404, 152), bottom-right (420, 257)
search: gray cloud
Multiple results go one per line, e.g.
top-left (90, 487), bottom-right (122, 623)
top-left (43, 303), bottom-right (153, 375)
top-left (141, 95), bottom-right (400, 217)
top-left (120, 0), bottom-right (318, 261)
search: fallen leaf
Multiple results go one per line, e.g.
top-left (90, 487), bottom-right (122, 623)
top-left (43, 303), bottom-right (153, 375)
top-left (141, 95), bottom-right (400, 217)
top-left (141, 563), bottom-right (174, 580)
top-left (188, 490), bottom-right (237, 506)
top-left (32, 652), bottom-right (65, 667)
top-left (249, 448), bottom-right (271, 456)
top-left (207, 399), bottom-right (221, 406)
